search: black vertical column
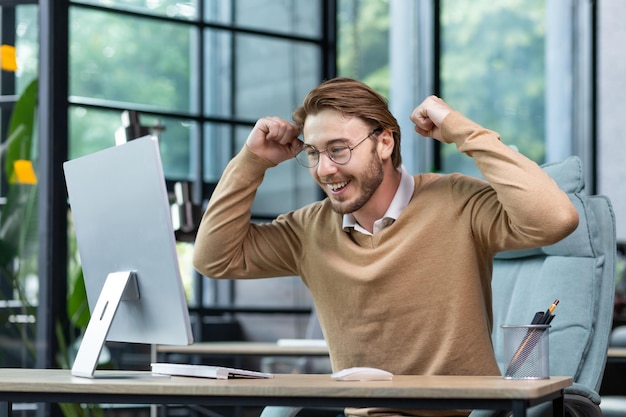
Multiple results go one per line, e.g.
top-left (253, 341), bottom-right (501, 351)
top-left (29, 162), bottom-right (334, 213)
top-left (322, 0), bottom-right (337, 80)
top-left (37, 0), bottom-right (69, 396)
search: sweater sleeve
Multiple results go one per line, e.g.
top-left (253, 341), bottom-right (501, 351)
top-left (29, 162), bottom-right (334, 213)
top-left (440, 111), bottom-right (579, 252)
top-left (192, 146), bottom-right (302, 279)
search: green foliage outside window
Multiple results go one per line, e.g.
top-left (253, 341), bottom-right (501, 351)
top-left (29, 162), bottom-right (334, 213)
top-left (338, 0), bottom-right (546, 176)
top-left (441, 0), bottom-right (546, 174)
top-left (338, 0), bottom-right (390, 96)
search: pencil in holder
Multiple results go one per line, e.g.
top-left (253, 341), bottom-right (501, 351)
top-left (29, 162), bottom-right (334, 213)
top-left (502, 324), bottom-right (550, 379)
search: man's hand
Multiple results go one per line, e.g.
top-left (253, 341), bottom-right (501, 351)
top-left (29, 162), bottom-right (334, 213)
top-left (245, 117), bottom-right (301, 165)
top-left (410, 95), bottom-right (454, 142)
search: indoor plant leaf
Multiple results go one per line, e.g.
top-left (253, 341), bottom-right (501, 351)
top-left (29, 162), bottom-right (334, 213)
top-left (4, 78), bottom-right (38, 180)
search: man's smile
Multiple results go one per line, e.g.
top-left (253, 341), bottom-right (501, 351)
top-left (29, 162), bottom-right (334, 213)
top-left (327, 180), bottom-right (349, 193)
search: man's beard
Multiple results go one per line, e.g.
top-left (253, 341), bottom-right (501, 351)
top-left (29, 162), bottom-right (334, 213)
top-left (328, 153), bottom-right (384, 215)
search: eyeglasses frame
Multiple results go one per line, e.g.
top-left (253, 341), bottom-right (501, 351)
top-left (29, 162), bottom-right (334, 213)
top-left (294, 127), bottom-right (382, 168)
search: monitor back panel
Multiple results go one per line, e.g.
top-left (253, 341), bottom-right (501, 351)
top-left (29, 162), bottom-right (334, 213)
top-left (64, 136), bottom-right (193, 346)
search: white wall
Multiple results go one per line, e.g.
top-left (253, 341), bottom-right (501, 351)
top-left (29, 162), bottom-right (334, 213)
top-left (598, 0), bottom-right (626, 242)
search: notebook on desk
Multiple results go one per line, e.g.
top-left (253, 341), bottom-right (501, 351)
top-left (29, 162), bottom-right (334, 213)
top-left (151, 363), bottom-right (273, 380)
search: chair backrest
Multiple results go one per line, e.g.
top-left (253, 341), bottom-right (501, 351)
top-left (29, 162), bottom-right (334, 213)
top-left (490, 156), bottom-right (615, 408)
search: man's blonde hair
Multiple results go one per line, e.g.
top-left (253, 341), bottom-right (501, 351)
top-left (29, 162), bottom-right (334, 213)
top-left (293, 78), bottom-right (402, 168)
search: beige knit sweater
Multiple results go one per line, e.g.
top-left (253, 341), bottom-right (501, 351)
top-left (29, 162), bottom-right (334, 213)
top-left (193, 111), bottom-right (578, 416)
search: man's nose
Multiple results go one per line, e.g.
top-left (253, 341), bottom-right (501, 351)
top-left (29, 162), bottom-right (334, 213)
top-left (316, 152), bottom-right (338, 176)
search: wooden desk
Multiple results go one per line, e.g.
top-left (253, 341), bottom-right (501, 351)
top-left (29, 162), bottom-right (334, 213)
top-left (0, 369), bottom-right (570, 417)
top-left (157, 341), bottom-right (329, 357)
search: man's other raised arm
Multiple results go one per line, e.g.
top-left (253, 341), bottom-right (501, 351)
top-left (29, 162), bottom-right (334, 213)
top-left (411, 96), bottom-right (579, 250)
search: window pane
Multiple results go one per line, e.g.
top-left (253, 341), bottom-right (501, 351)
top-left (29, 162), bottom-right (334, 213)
top-left (235, 34), bottom-right (320, 120)
top-left (15, 5), bottom-right (39, 93)
top-left (72, 0), bottom-right (198, 20)
top-left (204, 123), bottom-right (234, 183)
top-left (69, 106), bottom-right (126, 158)
top-left (440, 1), bottom-right (546, 175)
top-left (142, 114), bottom-right (196, 181)
top-left (206, 0), bottom-right (322, 38)
top-left (204, 0), bottom-right (232, 25)
top-left (337, 0), bottom-right (390, 94)
top-left (206, 29), bottom-right (320, 120)
top-left (69, 106), bottom-right (195, 180)
top-left (204, 29), bottom-right (232, 118)
top-left (69, 7), bottom-right (195, 112)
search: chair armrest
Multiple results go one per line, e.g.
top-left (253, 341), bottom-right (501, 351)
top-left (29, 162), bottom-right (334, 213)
top-left (564, 393), bottom-right (601, 417)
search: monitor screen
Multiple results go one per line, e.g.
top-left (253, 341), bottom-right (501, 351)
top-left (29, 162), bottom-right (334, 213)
top-left (64, 135), bottom-right (194, 378)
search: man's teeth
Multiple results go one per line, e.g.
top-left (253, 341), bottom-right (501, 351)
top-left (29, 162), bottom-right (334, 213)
top-left (328, 181), bottom-right (348, 191)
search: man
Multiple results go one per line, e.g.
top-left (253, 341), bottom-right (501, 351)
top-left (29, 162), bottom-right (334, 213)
top-left (193, 78), bottom-right (578, 416)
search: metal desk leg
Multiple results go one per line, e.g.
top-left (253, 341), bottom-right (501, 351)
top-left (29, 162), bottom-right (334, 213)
top-left (553, 391), bottom-right (565, 417)
top-left (511, 401), bottom-right (528, 417)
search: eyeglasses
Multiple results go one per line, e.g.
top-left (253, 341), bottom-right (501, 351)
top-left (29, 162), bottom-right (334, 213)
top-left (294, 128), bottom-right (382, 168)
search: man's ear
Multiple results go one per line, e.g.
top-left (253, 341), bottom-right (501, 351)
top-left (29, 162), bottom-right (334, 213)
top-left (377, 130), bottom-right (395, 161)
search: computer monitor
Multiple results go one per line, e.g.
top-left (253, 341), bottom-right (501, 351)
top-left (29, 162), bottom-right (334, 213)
top-left (63, 135), bottom-right (194, 378)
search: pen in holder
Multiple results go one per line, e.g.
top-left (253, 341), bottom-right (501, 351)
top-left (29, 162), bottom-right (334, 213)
top-left (502, 324), bottom-right (550, 379)
top-left (502, 300), bottom-right (558, 379)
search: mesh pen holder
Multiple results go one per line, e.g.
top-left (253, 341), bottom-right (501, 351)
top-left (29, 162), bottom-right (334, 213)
top-left (502, 324), bottom-right (550, 379)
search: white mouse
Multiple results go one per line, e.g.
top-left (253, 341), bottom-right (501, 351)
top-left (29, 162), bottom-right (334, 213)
top-left (331, 367), bottom-right (393, 381)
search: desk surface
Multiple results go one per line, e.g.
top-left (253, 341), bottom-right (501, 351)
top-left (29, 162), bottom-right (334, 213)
top-left (0, 369), bottom-right (572, 417)
top-left (157, 341), bottom-right (329, 356)
top-left (0, 369), bottom-right (570, 400)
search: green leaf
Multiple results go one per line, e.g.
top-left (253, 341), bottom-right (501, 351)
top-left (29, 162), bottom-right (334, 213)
top-left (4, 78), bottom-right (38, 180)
top-left (68, 268), bottom-right (90, 329)
top-left (0, 79), bottom-right (39, 276)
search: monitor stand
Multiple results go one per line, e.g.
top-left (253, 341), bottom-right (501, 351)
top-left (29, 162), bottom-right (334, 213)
top-left (71, 270), bottom-right (139, 378)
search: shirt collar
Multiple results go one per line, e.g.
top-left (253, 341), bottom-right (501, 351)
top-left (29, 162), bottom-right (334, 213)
top-left (342, 165), bottom-right (415, 235)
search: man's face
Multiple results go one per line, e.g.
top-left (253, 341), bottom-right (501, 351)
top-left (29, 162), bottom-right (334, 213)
top-left (302, 109), bottom-right (383, 215)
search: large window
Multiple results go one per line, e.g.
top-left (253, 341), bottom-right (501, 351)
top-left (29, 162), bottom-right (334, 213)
top-left (67, 2), bottom-right (322, 185)
top-left (65, 1), bottom-right (331, 345)
top-left (440, 1), bottom-right (547, 176)
top-left (0, 0), bottom-right (596, 373)
top-left (1, 0), bottom-right (333, 367)
top-left (439, 0), bottom-right (593, 182)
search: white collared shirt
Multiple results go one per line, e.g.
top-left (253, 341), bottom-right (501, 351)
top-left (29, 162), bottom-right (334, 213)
top-left (342, 165), bottom-right (415, 235)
